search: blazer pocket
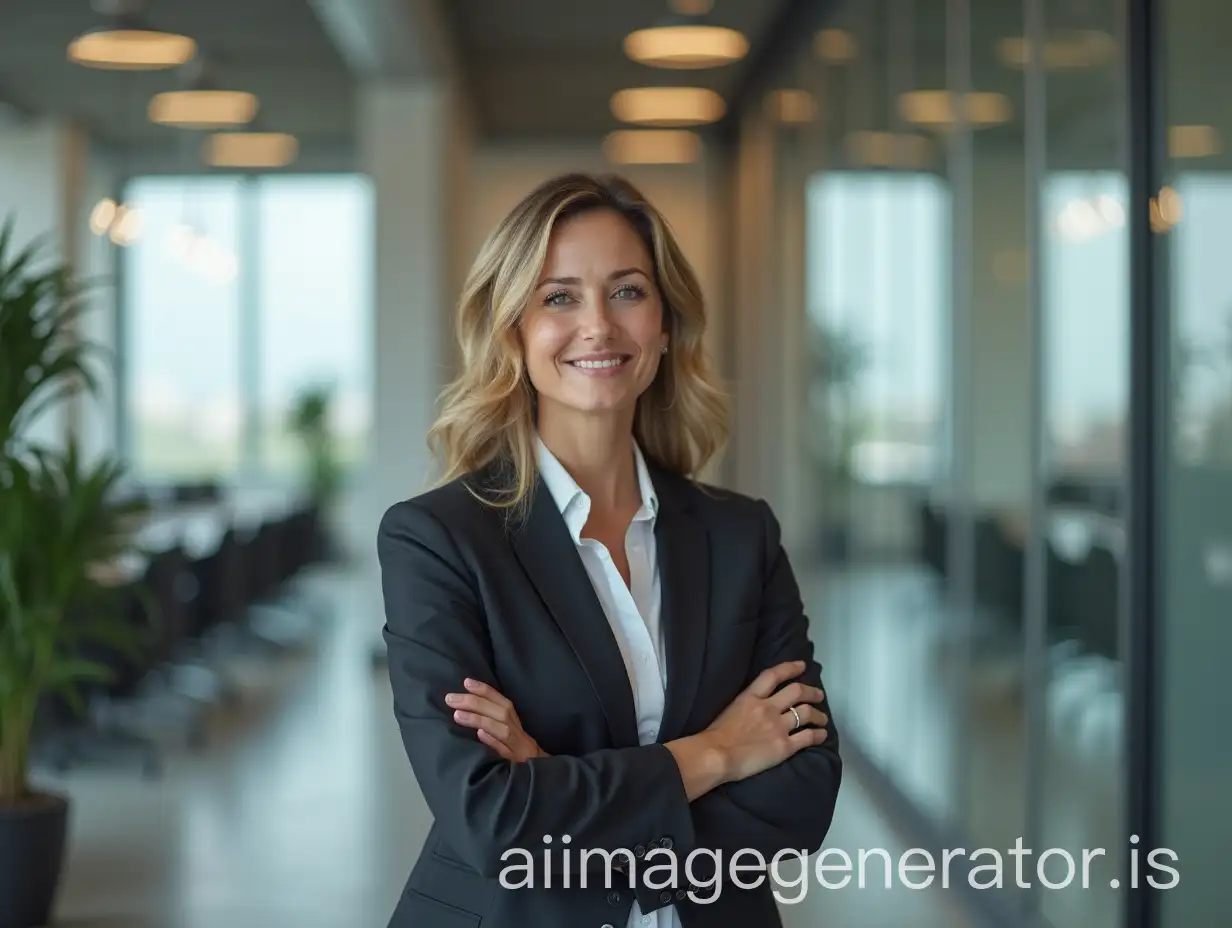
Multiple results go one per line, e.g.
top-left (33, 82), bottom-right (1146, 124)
top-left (401, 889), bottom-right (481, 927)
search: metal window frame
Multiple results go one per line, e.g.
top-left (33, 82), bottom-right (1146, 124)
top-left (1124, 0), bottom-right (1163, 924)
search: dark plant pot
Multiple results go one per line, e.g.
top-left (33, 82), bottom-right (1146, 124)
top-left (0, 792), bottom-right (69, 928)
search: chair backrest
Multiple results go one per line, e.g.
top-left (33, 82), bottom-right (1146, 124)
top-left (141, 546), bottom-right (191, 664)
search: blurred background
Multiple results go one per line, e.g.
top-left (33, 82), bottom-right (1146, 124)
top-left (0, 0), bottom-right (1226, 926)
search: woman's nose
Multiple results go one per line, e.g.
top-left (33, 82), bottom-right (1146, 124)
top-left (578, 295), bottom-right (615, 340)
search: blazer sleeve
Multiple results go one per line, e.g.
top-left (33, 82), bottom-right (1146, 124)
top-left (685, 499), bottom-right (842, 860)
top-left (378, 499), bottom-right (697, 881)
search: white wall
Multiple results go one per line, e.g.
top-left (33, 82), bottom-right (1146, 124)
top-left (77, 149), bottom-right (120, 462)
top-left (0, 117), bottom-right (96, 451)
top-left (0, 119), bottom-right (65, 254)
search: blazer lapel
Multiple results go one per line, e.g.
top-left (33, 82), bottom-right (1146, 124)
top-left (652, 470), bottom-right (710, 743)
top-left (509, 480), bottom-right (641, 748)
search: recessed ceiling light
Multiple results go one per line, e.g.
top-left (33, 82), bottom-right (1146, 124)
top-left (624, 25), bottom-right (749, 69)
top-left (68, 28), bottom-right (196, 70)
top-left (1169, 125), bottom-right (1221, 158)
top-left (814, 29), bottom-right (858, 63)
top-left (603, 130), bottom-right (701, 165)
top-left (610, 87), bottom-right (726, 126)
top-left (844, 131), bottom-right (934, 168)
top-left (767, 90), bottom-right (817, 125)
top-left (899, 91), bottom-right (1013, 129)
top-left (996, 31), bottom-right (1115, 70)
top-left (203, 132), bottom-right (298, 168)
top-left (149, 90), bottom-right (258, 128)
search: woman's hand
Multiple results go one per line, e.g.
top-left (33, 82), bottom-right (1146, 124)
top-left (446, 678), bottom-right (548, 763)
top-left (703, 660), bottom-right (829, 784)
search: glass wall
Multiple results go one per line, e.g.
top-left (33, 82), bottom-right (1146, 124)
top-left (1159, 0), bottom-right (1232, 923)
top-left (744, 0), bottom-right (1153, 925)
top-left (121, 173), bottom-right (374, 483)
top-left (1038, 3), bottom-right (1128, 927)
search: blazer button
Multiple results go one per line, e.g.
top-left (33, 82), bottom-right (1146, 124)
top-left (659, 890), bottom-right (673, 904)
top-left (660, 836), bottom-right (673, 850)
top-left (606, 891), bottom-right (621, 906)
top-left (601, 924), bottom-right (616, 928)
top-left (634, 844), bottom-right (647, 858)
top-left (648, 839), bottom-right (660, 850)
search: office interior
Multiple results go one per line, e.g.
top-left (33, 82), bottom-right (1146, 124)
top-left (0, 0), bottom-right (1225, 926)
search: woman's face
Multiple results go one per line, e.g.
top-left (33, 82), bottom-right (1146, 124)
top-left (519, 208), bottom-right (668, 424)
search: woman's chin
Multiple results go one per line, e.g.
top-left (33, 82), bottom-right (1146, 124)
top-left (546, 391), bottom-right (638, 418)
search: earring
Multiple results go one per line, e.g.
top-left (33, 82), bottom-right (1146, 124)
top-left (661, 345), bottom-right (668, 355)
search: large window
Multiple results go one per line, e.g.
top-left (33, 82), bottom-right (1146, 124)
top-left (122, 174), bottom-right (373, 482)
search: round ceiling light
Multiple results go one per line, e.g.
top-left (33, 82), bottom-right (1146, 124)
top-left (610, 87), bottom-right (726, 126)
top-left (149, 90), bottom-right (259, 128)
top-left (996, 31), bottom-right (1115, 70)
top-left (68, 28), bottom-right (196, 70)
top-left (623, 25), bottom-right (748, 69)
top-left (1169, 125), bottom-right (1221, 159)
top-left (603, 130), bottom-right (701, 165)
top-left (814, 29), bottom-right (858, 63)
top-left (898, 90), bottom-right (1013, 129)
top-left (767, 89), bottom-right (818, 125)
top-left (203, 132), bottom-right (298, 168)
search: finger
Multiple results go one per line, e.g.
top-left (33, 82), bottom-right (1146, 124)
top-left (453, 710), bottom-right (513, 742)
top-left (451, 709), bottom-right (485, 731)
top-left (786, 706), bottom-right (829, 729)
top-left (447, 693), bottom-right (511, 722)
top-left (464, 678), bottom-right (513, 710)
top-left (787, 726), bottom-right (829, 752)
top-left (770, 683), bottom-right (824, 712)
top-left (748, 660), bottom-right (806, 699)
top-left (476, 728), bottom-right (517, 762)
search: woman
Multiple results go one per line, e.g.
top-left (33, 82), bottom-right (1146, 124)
top-left (378, 173), bottom-right (841, 928)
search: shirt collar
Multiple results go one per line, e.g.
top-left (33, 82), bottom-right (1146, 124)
top-left (534, 436), bottom-right (659, 542)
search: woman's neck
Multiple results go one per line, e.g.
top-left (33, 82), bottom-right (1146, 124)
top-left (537, 411), bottom-right (640, 514)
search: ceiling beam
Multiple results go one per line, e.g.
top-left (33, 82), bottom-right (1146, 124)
top-left (307, 0), bottom-right (481, 132)
top-left (305, 0), bottom-right (427, 79)
top-left (718, 0), bottom-right (832, 142)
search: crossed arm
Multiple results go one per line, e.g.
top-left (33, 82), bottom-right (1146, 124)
top-left (378, 498), bottom-right (842, 910)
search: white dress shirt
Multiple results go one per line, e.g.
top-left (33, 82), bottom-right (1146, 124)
top-left (534, 437), bottom-right (679, 928)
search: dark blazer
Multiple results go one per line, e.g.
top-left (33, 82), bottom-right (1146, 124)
top-left (377, 458), bottom-right (842, 928)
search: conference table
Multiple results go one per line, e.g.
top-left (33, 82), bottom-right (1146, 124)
top-left (91, 486), bottom-right (307, 588)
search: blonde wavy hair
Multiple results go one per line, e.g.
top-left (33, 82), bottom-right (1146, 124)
top-left (428, 172), bottom-right (729, 511)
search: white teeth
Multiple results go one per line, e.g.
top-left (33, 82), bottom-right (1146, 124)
top-left (570, 358), bottom-right (625, 369)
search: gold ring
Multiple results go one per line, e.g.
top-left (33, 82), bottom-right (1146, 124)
top-left (789, 706), bottom-right (802, 731)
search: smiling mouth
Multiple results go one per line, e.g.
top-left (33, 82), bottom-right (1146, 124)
top-left (565, 356), bottom-right (631, 370)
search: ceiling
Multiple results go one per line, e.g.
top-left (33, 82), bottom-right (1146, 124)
top-left (0, 0), bottom-right (355, 151)
top-left (441, 0), bottom-right (793, 139)
top-left (0, 0), bottom-right (795, 154)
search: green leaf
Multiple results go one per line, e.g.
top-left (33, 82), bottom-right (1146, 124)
top-left (0, 211), bottom-right (142, 796)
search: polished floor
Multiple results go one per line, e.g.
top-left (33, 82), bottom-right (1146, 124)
top-left (807, 561), bottom-right (1125, 928)
top-left (38, 566), bottom-right (976, 928)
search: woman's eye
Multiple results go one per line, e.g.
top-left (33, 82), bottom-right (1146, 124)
top-left (614, 285), bottom-right (644, 300)
top-left (544, 291), bottom-right (572, 307)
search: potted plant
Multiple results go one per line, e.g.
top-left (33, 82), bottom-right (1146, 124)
top-left (287, 382), bottom-right (344, 560)
top-left (0, 218), bottom-right (147, 927)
